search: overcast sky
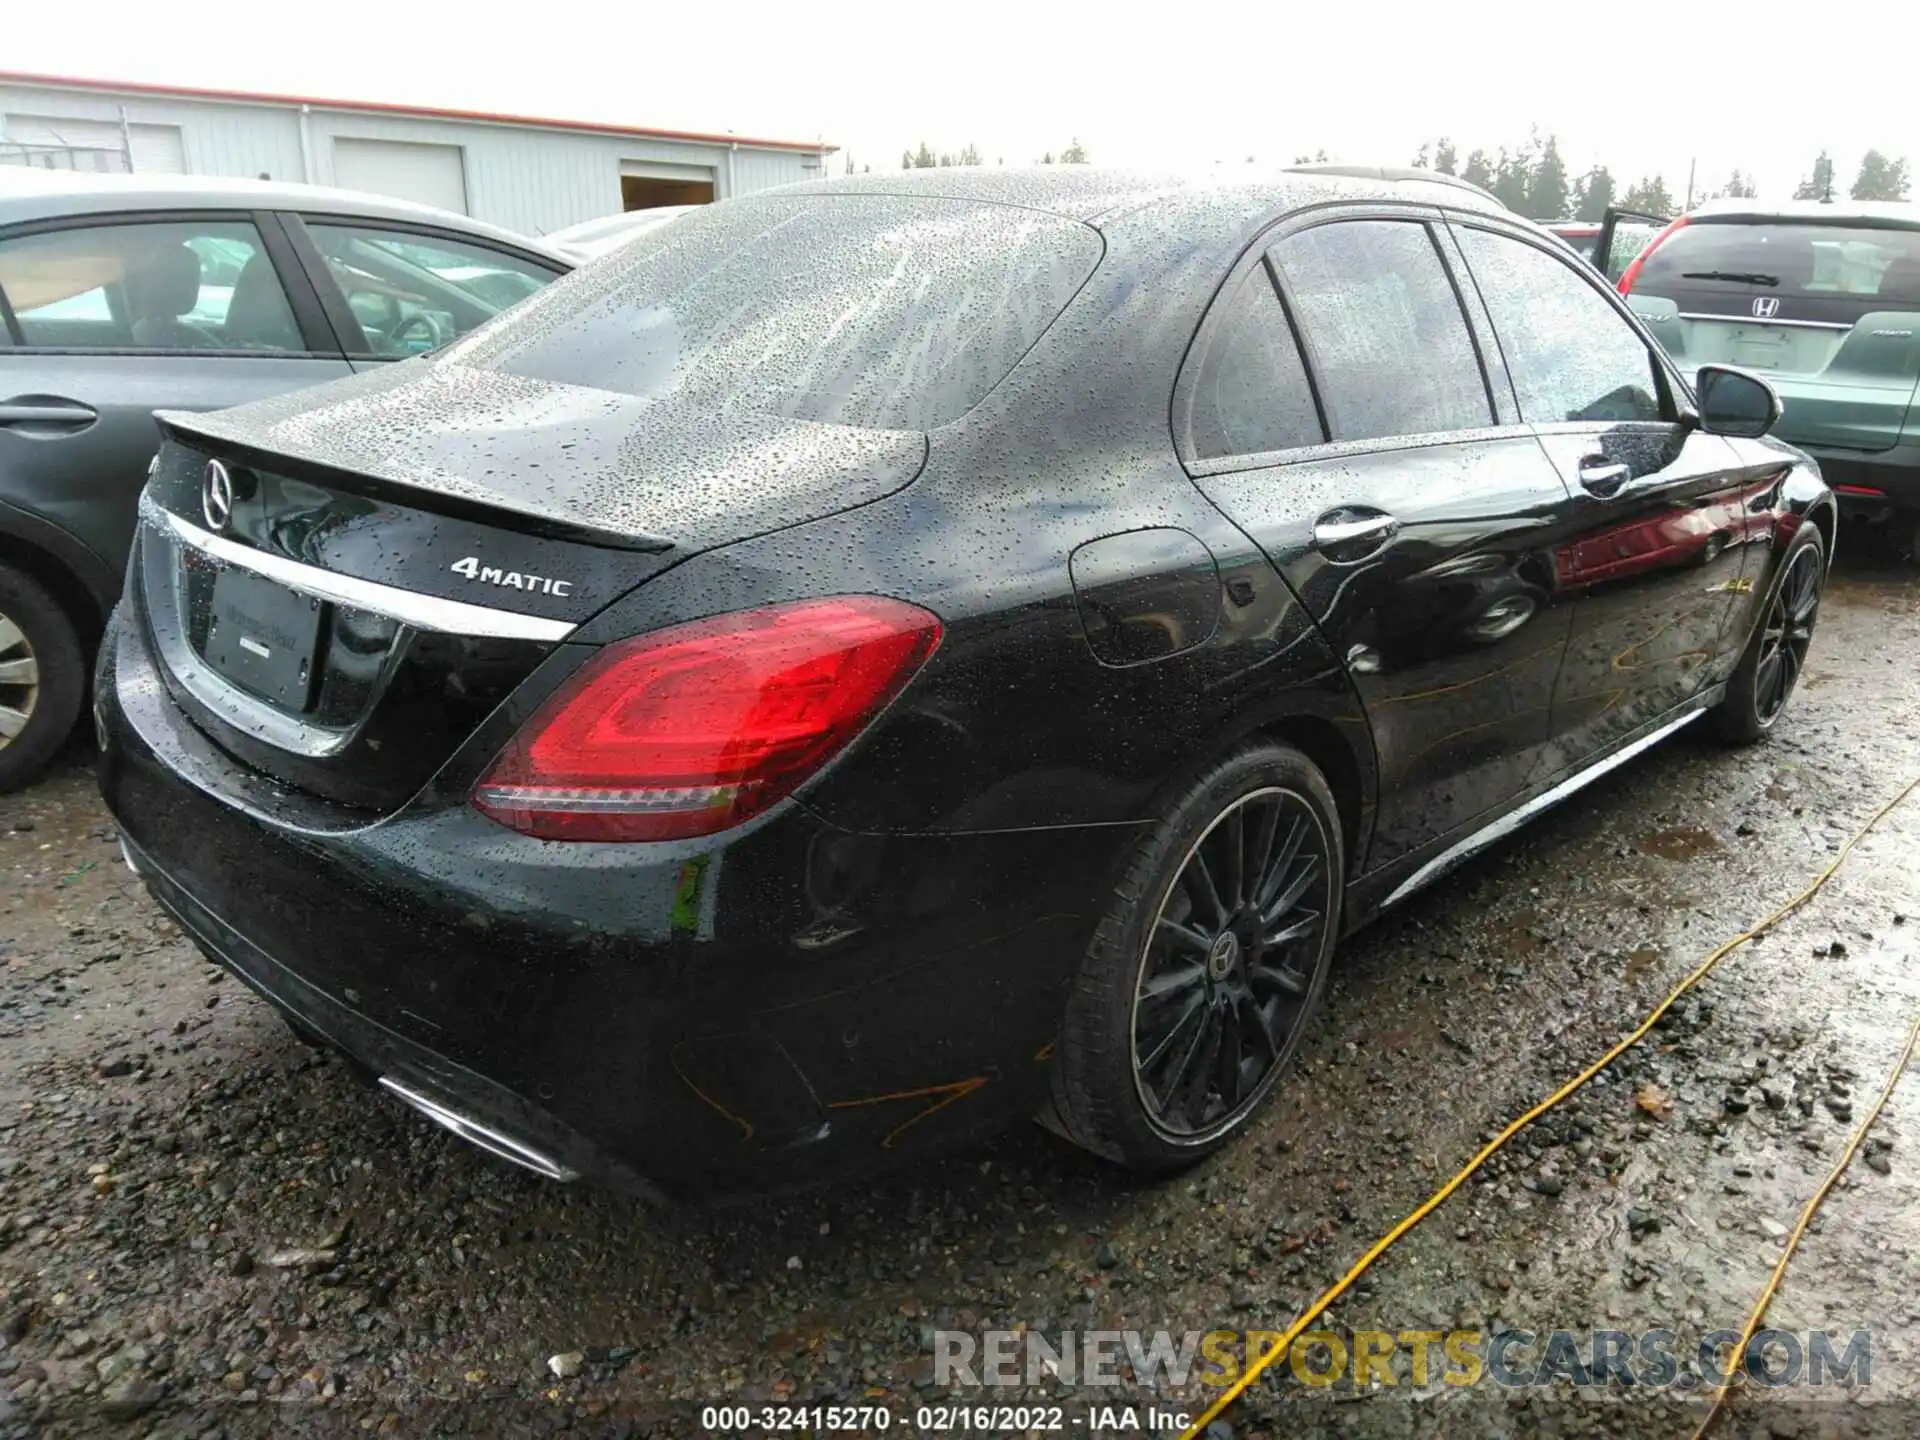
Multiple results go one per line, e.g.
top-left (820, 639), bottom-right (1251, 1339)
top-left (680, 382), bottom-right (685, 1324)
top-left (11, 1), bottom-right (1917, 203)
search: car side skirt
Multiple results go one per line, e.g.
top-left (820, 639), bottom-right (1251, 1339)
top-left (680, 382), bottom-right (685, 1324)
top-left (1347, 687), bottom-right (1725, 924)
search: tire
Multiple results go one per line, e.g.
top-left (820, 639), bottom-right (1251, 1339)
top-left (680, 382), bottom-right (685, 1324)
top-left (1711, 523), bottom-right (1825, 745)
top-left (0, 565), bottom-right (85, 793)
top-left (1051, 742), bottom-right (1344, 1171)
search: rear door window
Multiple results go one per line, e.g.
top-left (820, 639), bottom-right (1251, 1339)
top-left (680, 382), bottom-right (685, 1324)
top-left (1269, 220), bottom-right (1493, 443)
top-left (1188, 266), bottom-right (1325, 459)
top-left (1456, 227), bottom-right (1665, 425)
top-left (301, 221), bottom-right (563, 358)
top-left (460, 195), bottom-right (1103, 431)
top-left (0, 218), bottom-right (306, 352)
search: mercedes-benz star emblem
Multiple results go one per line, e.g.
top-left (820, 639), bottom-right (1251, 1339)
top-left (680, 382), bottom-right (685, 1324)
top-left (202, 459), bottom-right (234, 533)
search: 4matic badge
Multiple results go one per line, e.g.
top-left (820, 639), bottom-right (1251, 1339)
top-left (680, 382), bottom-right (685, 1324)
top-left (449, 557), bottom-right (573, 598)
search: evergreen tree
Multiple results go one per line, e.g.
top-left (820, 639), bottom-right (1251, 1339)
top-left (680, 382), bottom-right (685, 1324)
top-left (1527, 135), bottom-right (1570, 220)
top-left (1621, 175), bottom-right (1675, 214)
top-left (1792, 151), bottom-right (1835, 201)
top-left (1850, 150), bottom-right (1912, 201)
top-left (1573, 166), bottom-right (1616, 221)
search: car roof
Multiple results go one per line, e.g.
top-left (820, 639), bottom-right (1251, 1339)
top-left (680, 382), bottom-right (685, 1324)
top-left (755, 163), bottom-right (1508, 223)
top-left (0, 168), bottom-right (571, 262)
top-left (1686, 196), bottom-right (1920, 229)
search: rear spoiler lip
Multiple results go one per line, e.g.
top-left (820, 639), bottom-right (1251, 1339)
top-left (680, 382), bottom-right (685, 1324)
top-left (154, 411), bottom-right (678, 556)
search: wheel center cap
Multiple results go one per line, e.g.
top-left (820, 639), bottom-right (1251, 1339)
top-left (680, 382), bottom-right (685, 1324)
top-left (1206, 931), bottom-right (1240, 982)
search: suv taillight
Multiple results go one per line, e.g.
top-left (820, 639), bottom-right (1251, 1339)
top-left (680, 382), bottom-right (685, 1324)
top-left (473, 596), bottom-right (942, 841)
top-left (1616, 214), bottom-right (1690, 296)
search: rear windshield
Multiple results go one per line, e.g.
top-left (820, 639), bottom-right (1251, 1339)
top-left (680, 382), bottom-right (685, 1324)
top-left (1636, 220), bottom-right (1920, 305)
top-left (454, 195), bottom-right (1103, 431)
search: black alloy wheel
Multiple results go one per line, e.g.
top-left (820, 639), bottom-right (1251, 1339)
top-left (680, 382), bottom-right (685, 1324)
top-left (1050, 743), bottom-right (1343, 1171)
top-left (1130, 786), bottom-right (1331, 1141)
top-left (1712, 524), bottom-right (1825, 745)
top-left (1753, 542), bottom-right (1821, 726)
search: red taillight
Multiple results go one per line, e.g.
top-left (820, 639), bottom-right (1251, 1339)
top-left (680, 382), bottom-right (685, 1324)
top-left (473, 596), bottom-right (942, 842)
top-left (1616, 214), bottom-right (1689, 296)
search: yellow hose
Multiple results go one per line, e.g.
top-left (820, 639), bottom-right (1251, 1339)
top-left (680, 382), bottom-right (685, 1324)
top-left (1690, 1009), bottom-right (1920, 1439)
top-left (1179, 774), bottom-right (1920, 1439)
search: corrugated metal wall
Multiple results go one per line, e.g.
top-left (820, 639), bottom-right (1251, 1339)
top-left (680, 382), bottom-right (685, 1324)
top-left (0, 82), bottom-right (829, 237)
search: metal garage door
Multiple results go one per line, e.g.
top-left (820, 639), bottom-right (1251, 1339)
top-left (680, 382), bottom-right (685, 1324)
top-left (0, 114), bottom-right (185, 173)
top-left (331, 138), bottom-right (468, 215)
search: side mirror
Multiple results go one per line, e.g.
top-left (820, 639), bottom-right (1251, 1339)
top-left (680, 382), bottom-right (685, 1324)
top-left (1695, 364), bottom-right (1781, 439)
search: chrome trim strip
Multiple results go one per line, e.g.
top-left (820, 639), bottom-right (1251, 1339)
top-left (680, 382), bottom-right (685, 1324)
top-left (1382, 706), bottom-right (1708, 909)
top-left (378, 1077), bottom-right (578, 1182)
top-left (147, 499), bottom-right (575, 643)
top-left (1676, 312), bottom-right (1850, 332)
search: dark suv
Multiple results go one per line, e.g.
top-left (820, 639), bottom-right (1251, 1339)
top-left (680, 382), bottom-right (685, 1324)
top-left (0, 169), bottom-right (568, 788)
top-left (1612, 199), bottom-right (1920, 548)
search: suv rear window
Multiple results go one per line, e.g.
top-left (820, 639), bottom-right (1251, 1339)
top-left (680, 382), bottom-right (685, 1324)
top-left (1635, 220), bottom-right (1920, 306)
top-left (457, 196), bottom-right (1103, 431)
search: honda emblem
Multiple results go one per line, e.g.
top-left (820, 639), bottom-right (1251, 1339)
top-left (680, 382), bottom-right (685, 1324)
top-left (1751, 296), bottom-right (1781, 320)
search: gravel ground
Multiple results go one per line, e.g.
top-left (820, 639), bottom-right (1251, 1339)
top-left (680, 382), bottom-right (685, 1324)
top-left (3, 539), bottom-right (1919, 1440)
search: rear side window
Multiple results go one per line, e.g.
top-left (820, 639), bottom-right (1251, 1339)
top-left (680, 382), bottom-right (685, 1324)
top-left (1456, 228), bottom-right (1663, 425)
top-left (1270, 220), bottom-right (1492, 443)
top-left (1190, 267), bottom-right (1324, 459)
top-left (0, 219), bottom-right (304, 353)
top-left (304, 221), bottom-right (561, 358)
top-left (458, 195), bottom-right (1103, 431)
top-left (1635, 220), bottom-right (1920, 305)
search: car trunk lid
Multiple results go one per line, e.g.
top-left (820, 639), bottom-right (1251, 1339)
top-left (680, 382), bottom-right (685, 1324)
top-left (138, 367), bottom-right (927, 815)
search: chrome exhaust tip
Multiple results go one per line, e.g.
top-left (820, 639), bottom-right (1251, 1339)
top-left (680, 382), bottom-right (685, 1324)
top-left (378, 1076), bottom-right (577, 1182)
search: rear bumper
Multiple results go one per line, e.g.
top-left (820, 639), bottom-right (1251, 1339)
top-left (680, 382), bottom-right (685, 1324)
top-left (1800, 442), bottom-right (1920, 513)
top-left (96, 610), bottom-right (1125, 1198)
top-left (124, 834), bottom-right (648, 1194)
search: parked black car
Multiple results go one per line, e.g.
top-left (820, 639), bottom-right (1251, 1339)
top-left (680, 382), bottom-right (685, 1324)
top-left (96, 167), bottom-right (1833, 1199)
top-left (0, 170), bottom-right (569, 790)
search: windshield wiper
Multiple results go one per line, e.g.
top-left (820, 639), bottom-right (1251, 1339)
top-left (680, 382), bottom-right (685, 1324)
top-left (1681, 270), bottom-right (1781, 286)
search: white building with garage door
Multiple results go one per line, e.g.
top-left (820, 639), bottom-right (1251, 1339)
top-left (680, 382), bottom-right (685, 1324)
top-left (0, 71), bottom-right (834, 238)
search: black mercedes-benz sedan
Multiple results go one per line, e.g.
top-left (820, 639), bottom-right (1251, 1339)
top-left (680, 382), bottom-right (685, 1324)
top-left (96, 166), bottom-right (1833, 1199)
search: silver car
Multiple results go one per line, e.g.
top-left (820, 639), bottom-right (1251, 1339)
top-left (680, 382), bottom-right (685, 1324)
top-left (0, 170), bottom-right (570, 788)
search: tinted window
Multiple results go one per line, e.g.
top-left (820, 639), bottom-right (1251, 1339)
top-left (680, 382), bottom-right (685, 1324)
top-left (1635, 220), bottom-right (1920, 304)
top-left (1270, 221), bottom-right (1491, 443)
top-left (1554, 230), bottom-right (1599, 264)
top-left (1190, 267), bottom-right (1324, 459)
top-left (305, 222), bottom-right (561, 358)
top-left (0, 219), bottom-right (303, 352)
top-left (459, 196), bottom-right (1103, 431)
top-left (1457, 228), bottom-right (1663, 425)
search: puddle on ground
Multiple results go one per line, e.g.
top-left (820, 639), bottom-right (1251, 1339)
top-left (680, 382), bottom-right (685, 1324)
top-left (1623, 944), bottom-right (1663, 983)
top-left (1638, 824), bottom-right (1724, 861)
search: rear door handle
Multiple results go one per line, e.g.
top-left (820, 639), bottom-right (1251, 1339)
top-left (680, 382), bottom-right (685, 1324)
top-left (0, 398), bottom-right (99, 434)
top-left (1312, 509), bottom-right (1400, 561)
top-left (1578, 458), bottom-right (1632, 497)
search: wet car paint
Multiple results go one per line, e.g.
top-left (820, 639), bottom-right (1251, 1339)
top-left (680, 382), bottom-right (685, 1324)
top-left (97, 167), bottom-right (1833, 1198)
